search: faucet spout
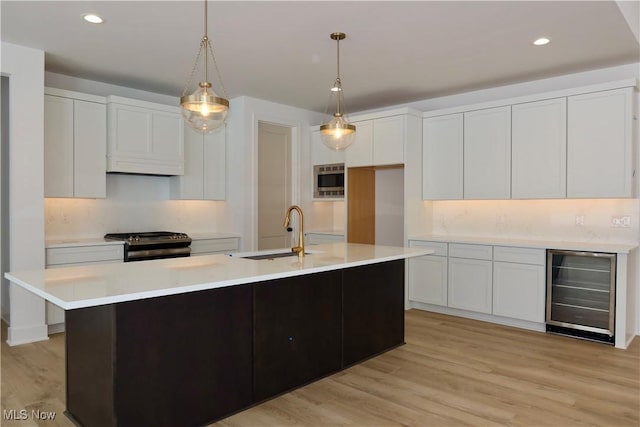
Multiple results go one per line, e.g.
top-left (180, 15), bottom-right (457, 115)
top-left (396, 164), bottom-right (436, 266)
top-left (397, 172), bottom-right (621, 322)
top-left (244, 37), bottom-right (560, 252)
top-left (283, 205), bottom-right (305, 259)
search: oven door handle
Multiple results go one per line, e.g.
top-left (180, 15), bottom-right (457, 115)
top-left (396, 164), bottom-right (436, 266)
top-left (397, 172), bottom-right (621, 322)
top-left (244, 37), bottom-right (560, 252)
top-left (127, 247), bottom-right (191, 260)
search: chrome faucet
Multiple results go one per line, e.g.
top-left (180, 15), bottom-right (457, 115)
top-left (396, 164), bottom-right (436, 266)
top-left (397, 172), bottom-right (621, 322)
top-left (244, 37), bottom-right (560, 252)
top-left (283, 205), bottom-right (305, 259)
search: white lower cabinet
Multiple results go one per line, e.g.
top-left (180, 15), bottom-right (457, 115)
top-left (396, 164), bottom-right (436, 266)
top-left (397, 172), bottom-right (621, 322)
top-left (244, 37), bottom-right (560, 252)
top-left (492, 246), bottom-right (545, 323)
top-left (448, 256), bottom-right (493, 314)
top-left (409, 241), bottom-right (546, 324)
top-left (45, 243), bottom-right (124, 332)
top-left (408, 240), bottom-right (448, 306)
top-left (493, 262), bottom-right (545, 322)
top-left (409, 255), bottom-right (448, 306)
top-left (190, 237), bottom-right (240, 255)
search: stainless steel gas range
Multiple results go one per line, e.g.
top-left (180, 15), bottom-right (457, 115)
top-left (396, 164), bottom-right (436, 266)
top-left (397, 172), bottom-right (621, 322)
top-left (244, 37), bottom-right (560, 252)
top-left (104, 231), bottom-right (192, 262)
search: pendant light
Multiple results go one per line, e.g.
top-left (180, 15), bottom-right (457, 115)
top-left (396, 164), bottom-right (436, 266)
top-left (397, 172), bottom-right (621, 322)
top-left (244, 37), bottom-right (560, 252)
top-left (180, 0), bottom-right (229, 133)
top-left (320, 32), bottom-right (356, 151)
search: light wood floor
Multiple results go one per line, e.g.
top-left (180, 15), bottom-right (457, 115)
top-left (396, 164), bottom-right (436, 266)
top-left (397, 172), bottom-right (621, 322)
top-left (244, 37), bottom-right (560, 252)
top-left (2, 310), bottom-right (639, 426)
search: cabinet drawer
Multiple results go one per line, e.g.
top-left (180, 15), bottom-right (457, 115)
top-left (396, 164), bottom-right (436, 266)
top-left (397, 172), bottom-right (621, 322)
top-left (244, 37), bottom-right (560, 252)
top-left (409, 240), bottom-right (448, 257)
top-left (449, 243), bottom-right (492, 260)
top-left (493, 246), bottom-right (545, 265)
top-left (191, 238), bottom-right (239, 255)
top-left (46, 245), bottom-right (124, 266)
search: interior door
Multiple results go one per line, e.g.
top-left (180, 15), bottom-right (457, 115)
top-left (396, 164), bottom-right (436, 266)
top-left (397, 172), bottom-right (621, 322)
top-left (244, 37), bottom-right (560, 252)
top-left (258, 122), bottom-right (292, 250)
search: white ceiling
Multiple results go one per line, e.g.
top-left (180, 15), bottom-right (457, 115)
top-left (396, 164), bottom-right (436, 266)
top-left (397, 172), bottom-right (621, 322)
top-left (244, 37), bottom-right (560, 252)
top-left (2, 1), bottom-right (639, 113)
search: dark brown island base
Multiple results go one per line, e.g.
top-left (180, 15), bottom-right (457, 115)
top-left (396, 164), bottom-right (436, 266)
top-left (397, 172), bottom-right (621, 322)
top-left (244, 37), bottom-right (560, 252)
top-left (64, 260), bottom-right (404, 427)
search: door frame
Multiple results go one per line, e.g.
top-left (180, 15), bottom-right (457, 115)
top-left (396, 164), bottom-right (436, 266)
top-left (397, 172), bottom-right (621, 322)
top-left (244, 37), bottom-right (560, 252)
top-left (251, 114), bottom-right (300, 251)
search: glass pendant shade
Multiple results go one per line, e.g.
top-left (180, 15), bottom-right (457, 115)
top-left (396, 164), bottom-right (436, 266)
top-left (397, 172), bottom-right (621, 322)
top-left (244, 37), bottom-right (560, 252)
top-left (320, 114), bottom-right (356, 150)
top-left (180, 0), bottom-right (229, 133)
top-left (181, 82), bottom-right (229, 133)
top-left (320, 32), bottom-right (355, 151)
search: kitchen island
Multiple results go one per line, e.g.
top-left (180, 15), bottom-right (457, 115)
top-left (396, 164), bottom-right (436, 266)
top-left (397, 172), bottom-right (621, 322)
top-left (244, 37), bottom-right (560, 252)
top-left (5, 243), bottom-right (431, 427)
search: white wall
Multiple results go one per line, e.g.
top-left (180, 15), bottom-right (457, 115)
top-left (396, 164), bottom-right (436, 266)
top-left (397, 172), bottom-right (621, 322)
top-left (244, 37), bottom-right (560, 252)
top-left (428, 199), bottom-right (638, 243)
top-left (1, 76), bottom-right (9, 322)
top-left (1, 42), bottom-right (48, 345)
top-left (45, 175), bottom-right (227, 239)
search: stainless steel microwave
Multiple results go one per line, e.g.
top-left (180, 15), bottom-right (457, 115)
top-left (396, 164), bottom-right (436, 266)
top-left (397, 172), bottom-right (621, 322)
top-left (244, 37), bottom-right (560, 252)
top-left (314, 163), bottom-right (344, 198)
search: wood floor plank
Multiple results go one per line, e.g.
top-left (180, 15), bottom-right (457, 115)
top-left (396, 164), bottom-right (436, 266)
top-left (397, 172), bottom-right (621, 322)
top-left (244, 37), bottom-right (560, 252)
top-left (2, 309), bottom-right (638, 427)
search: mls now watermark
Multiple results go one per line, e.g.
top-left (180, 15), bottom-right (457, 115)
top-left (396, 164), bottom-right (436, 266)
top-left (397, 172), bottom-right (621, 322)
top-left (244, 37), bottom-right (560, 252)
top-left (3, 409), bottom-right (57, 421)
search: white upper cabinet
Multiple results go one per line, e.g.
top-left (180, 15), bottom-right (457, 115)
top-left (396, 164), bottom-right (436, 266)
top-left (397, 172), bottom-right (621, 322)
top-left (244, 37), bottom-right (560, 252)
top-left (422, 113), bottom-right (463, 200)
top-left (567, 87), bottom-right (634, 198)
top-left (44, 88), bottom-right (106, 198)
top-left (346, 114), bottom-right (407, 167)
top-left (107, 96), bottom-right (184, 175)
top-left (463, 106), bottom-right (511, 199)
top-left (345, 120), bottom-right (373, 167)
top-left (373, 115), bottom-right (404, 165)
top-left (171, 126), bottom-right (226, 200)
top-left (512, 98), bottom-right (567, 199)
top-left (311, 130), bottom-right (346, 166)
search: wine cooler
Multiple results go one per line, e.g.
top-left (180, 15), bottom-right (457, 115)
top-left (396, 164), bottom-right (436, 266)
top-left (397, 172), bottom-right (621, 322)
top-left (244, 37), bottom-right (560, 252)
top-left (546, 250), bottom-right (616, 344)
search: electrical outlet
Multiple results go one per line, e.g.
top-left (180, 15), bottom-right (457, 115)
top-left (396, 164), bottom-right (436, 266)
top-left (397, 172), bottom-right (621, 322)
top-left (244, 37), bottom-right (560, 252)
top-left (611, 216), bottom-right (631, 227)
top-left (613, 215), bottom-right (632, 227)
top-left (575, 215), bottom-right (584, 226)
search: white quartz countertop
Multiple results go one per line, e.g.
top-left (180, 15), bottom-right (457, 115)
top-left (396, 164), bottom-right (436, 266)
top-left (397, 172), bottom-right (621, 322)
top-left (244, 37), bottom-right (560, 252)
top-left (6, 243), bottom-right (431, 310)
top-left (410, 235), bottom-right (638, 254)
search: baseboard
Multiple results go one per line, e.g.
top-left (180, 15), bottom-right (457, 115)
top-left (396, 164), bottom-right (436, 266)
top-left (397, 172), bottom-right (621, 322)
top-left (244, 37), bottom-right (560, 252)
top-left (48, 322), bottom-right (65, 335)
top-left (7, 323), bottom-right (49, 346)
top-left (408, 301), bottom-right (546, 333)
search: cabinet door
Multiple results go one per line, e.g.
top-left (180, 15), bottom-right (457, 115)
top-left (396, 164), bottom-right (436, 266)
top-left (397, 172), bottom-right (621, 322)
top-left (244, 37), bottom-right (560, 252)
top-left (254, 271), bottom-right (342, 401)
top-left (44, 95), bottom-right (74, 197)
top-left (567, 88), bottom-right (633, 198)
top-left (493, 261), bottom-right (545, 322)
top-left (110, 103), bottom-right (152, 156)
top-left (373, 115), bottom-right (404, 165)
top-left (172, 127), bottom-right (205, 199)
top-left (74, 100), bottom-right (106, 198)
top-left (512, 98), bottom-right (566, 199)
top-left (463, 106), bottom-right (511, 199)
top-left (203, 128), bottom-right (226, 200)
top-left (152, 110), bottom-right (184, 161)
top-left (422, 113), bottom-right (463, 200)
top-left (342, 260), bottom-right (405, 367)
top-left (311, 130), bottom-right (346, 166)
top-left (346, 120), bottom-right (373, 167)
top-left (409, 255), bottom-right (448, 306)
top-left (448, 257), bottom-right (493, 313)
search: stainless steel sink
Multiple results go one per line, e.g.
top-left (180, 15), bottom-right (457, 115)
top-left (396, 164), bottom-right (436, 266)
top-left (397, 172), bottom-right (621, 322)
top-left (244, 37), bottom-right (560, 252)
top-left (230, 249), bottom-right (320, 261)
top-left (241, 252), bottom-right (311, 260)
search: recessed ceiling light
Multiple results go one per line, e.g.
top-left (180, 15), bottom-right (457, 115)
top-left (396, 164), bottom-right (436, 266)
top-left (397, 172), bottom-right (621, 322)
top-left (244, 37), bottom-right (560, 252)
top-left (83, 14), bottom-right (104, 24)
top-left (533, 37), bottom-right (550, 46)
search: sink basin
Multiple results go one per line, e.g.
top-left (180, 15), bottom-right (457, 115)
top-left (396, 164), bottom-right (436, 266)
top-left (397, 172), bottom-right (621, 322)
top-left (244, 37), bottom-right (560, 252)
top-left (231, 248), bottom-right (321, 261)
top-left (241, 252), bottom-right (311, 261)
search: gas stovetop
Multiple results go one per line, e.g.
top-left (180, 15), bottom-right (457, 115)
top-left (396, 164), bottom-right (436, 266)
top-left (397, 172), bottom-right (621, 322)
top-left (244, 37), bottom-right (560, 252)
top-left (104, 231), bottom-right (191, 246)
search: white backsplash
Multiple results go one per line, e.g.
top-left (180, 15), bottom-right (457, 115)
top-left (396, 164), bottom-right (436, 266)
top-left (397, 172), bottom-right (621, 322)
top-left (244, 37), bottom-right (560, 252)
top-left (428, 198), bottom-right (639, 243)
top-left (45, 174), bottom-right (227, 239)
